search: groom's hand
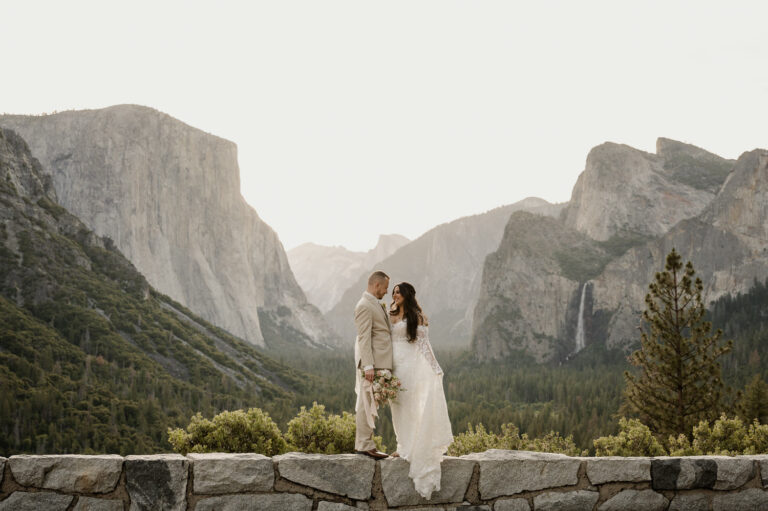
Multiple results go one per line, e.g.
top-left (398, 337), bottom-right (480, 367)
top-left (365, 369), bottom-right (374, 382)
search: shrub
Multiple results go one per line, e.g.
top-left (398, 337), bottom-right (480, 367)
top-left (447, 423), bottom-right (499, 456)
top-left (447, 422), bottom-right (585, 456)
top-left (668, 415), bottom-right (768, 455)
top-left (285, 402), bottom-right (384, 454)
top-left (667, 434), bottom-right (697, 456)
top-left (593, 417), bottom-right (666, 456)
top-left (167, 407), bottom-right (287, 456)
top-left (526, 431), bottom-right (584, 457)
top-left (746, 421), bottom-right (768, 454)
top-left (690, 414), bottom-right (749, 455)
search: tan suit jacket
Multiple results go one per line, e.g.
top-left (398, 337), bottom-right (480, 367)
top-left (354, 292), bottom-right (393, 370)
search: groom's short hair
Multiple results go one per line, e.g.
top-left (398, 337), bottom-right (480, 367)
top-left (368, 270), bottom-right (389, 285)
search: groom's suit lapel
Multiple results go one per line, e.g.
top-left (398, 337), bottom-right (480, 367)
top-left (365, 293), bottom-right (391, 329)
top-left (381, 302), bottom-right (392, 330)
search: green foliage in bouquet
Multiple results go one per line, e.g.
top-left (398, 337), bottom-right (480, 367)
top-left (285, 402), bottom-right (384, 454)
top-left (447, 422), bottom-right (585, 456)
top-left (593, 417), bottom-right (666, 457)
top-left (167, 408), bottom-right (287, 456)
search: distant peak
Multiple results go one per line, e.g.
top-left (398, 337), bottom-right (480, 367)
top-left (375, 233), bottom-right (409, 245)
top-left (514, 197), bottom-right (551, 207)
top-left (588, 141), bottom-right (651, 157)
top-left (656, 137), bottom-right (726, 161)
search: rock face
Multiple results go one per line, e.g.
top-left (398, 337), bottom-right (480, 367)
top-left (463, 449), bottom-right (580, 499)
top-left (379, 457), bottom-right (474, 506)
top-left (592, 148), bottom-right (768, 349)
top-left (187, 453), bottom-right (274, 494)
top-left (0, 492), bottom-right (74, 511)
top-left (534, 490), bottom-right (600, 511)
top-left (562, 140), bottom-right (731, 241)
top-left (125, 454), bottom-right (188, 511)
top-left (0, 105), bottom-right (335, 348)
top-left (598, 489), bottom-right (668, 511)
top-left (288, 234), bottom-right (409, 313)
top-left (0, 127), bottom-right (315, 453)
top-left (8, 454), bottom-right (122, 493)
top-left (472, 212), bottom-right (608, 361)
top-left (326, 197), bottom-right (566, 348)
top-left (472, 138), bottom-right (768, 361)
top-left (274, 453), bottom-right (375, 500)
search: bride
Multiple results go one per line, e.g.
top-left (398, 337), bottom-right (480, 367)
top-left (388, 282), bottom-right (453, 499)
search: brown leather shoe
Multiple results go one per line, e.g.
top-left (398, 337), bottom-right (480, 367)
top-left (355, 449), bottom-right (389, 459)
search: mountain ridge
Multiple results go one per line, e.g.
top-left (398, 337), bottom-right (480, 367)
top-left (0, 126), bottom-right (312, 454)
top-left (288, 234), bottom-right (409, 313)
top-left (0, 105), bottom-right (336, 349)
top-left (473, 137), bottom-right (767, 362)
top-left (325, 198), bottom-right (567, 348)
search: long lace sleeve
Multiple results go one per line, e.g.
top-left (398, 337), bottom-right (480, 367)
top-left (416, 325), bottom-right (443, 375)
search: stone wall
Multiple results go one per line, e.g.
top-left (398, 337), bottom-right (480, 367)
top-left (1, 450), bottom-right (767, 510)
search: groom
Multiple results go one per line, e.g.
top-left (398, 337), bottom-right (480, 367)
top-left (354, 270), bottom-right (393, 459)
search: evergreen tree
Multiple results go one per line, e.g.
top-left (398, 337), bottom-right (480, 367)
top-left (623, 248), bottom-right (733, 437)
top-left (736, 375), bottom-right (768, 424)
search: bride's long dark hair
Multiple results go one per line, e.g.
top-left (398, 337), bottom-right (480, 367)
top-left (390, 282), bottom-right (423, 343)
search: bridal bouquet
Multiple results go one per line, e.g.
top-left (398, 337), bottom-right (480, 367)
top-left (362, 369), bottom-right (404, 406)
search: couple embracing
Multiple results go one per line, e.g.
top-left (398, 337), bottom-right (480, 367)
top-left (353, 270), bottom-right (453, 500)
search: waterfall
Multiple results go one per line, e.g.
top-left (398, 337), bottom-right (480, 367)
top-left (574, 282), bottom-right (588, 353)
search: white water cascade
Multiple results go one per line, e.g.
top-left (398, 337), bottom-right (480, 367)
top-left (574, 282), bottom-right (589, 353)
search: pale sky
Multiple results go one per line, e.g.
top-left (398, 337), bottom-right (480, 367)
top-left (2, 1), bottom-right (767, 252)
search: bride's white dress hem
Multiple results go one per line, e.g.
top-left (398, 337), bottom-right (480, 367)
top-left (390, 320), bottom-right (453, 500)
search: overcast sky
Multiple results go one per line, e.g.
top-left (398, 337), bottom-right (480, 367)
top-left (2, 1), bottom-right (767, 251)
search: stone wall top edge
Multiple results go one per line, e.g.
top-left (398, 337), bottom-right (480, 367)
top-left (3, 451), bottom-right (768, 461)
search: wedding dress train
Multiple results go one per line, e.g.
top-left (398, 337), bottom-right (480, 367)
top-left (390, 319), bottom-right (453, 499)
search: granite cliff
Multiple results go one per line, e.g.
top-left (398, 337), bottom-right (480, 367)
top-left (0, 105), bottom-right (335, 348)
top-left (472, 212), bottom-right (608, 362)
top-left (288, 234), bottom-right (409, 313)
top-left (562, 139), bottom-right (732, 241)
top-left (326, 197), bottom-right (566, 348)
top-left (473, 139), bottom-right (765, 362)
top-left (0, 127), bottom-right (308, 453)
top-left (592, 148), bottom-right (768, 349)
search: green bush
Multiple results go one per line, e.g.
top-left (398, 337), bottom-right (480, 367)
top-left (668, 415), bottom-right (768, 455)
top-left (746, 421), bottom-right (768, 454)
top-left (167, 407), bottom-right (287, 456)
top-left (285, 402), bottom-right (384, 454)
top-left (689, 414), bottom-right (749, 455)
top-left (446, 423), bottom-right (498, 456)
top-left (447, 422), bottom-right (585, 456)
top-left (593, 417), bottom-right (666, 456)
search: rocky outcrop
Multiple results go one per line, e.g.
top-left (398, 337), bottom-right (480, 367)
top-left (0, 127), bottom-right (313, 451)
top-left (0, 105), bottom-right (335, 348)
top-left (3, 452), bottom-right (767, 510)
top-left (473, 139), bottom-right (767, 360)
top-left (325, 198), bottom-right (566, 348)
top-left (593, 148), bottom-right (768, 348)
top-left (288, 234), bottom-right (409, 313)
top-left (472, 212), bottom-right (607, 361)
top-left (562, 140), bottom-right (732, 241)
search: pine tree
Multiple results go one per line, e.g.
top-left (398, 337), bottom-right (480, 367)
top-left (736, 375), bottom-right (768, 424)
top-left (623, 248), bottom-right (733, 437)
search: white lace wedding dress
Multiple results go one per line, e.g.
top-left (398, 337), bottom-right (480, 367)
top-left (390, 319), bottom-right (453, 499)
